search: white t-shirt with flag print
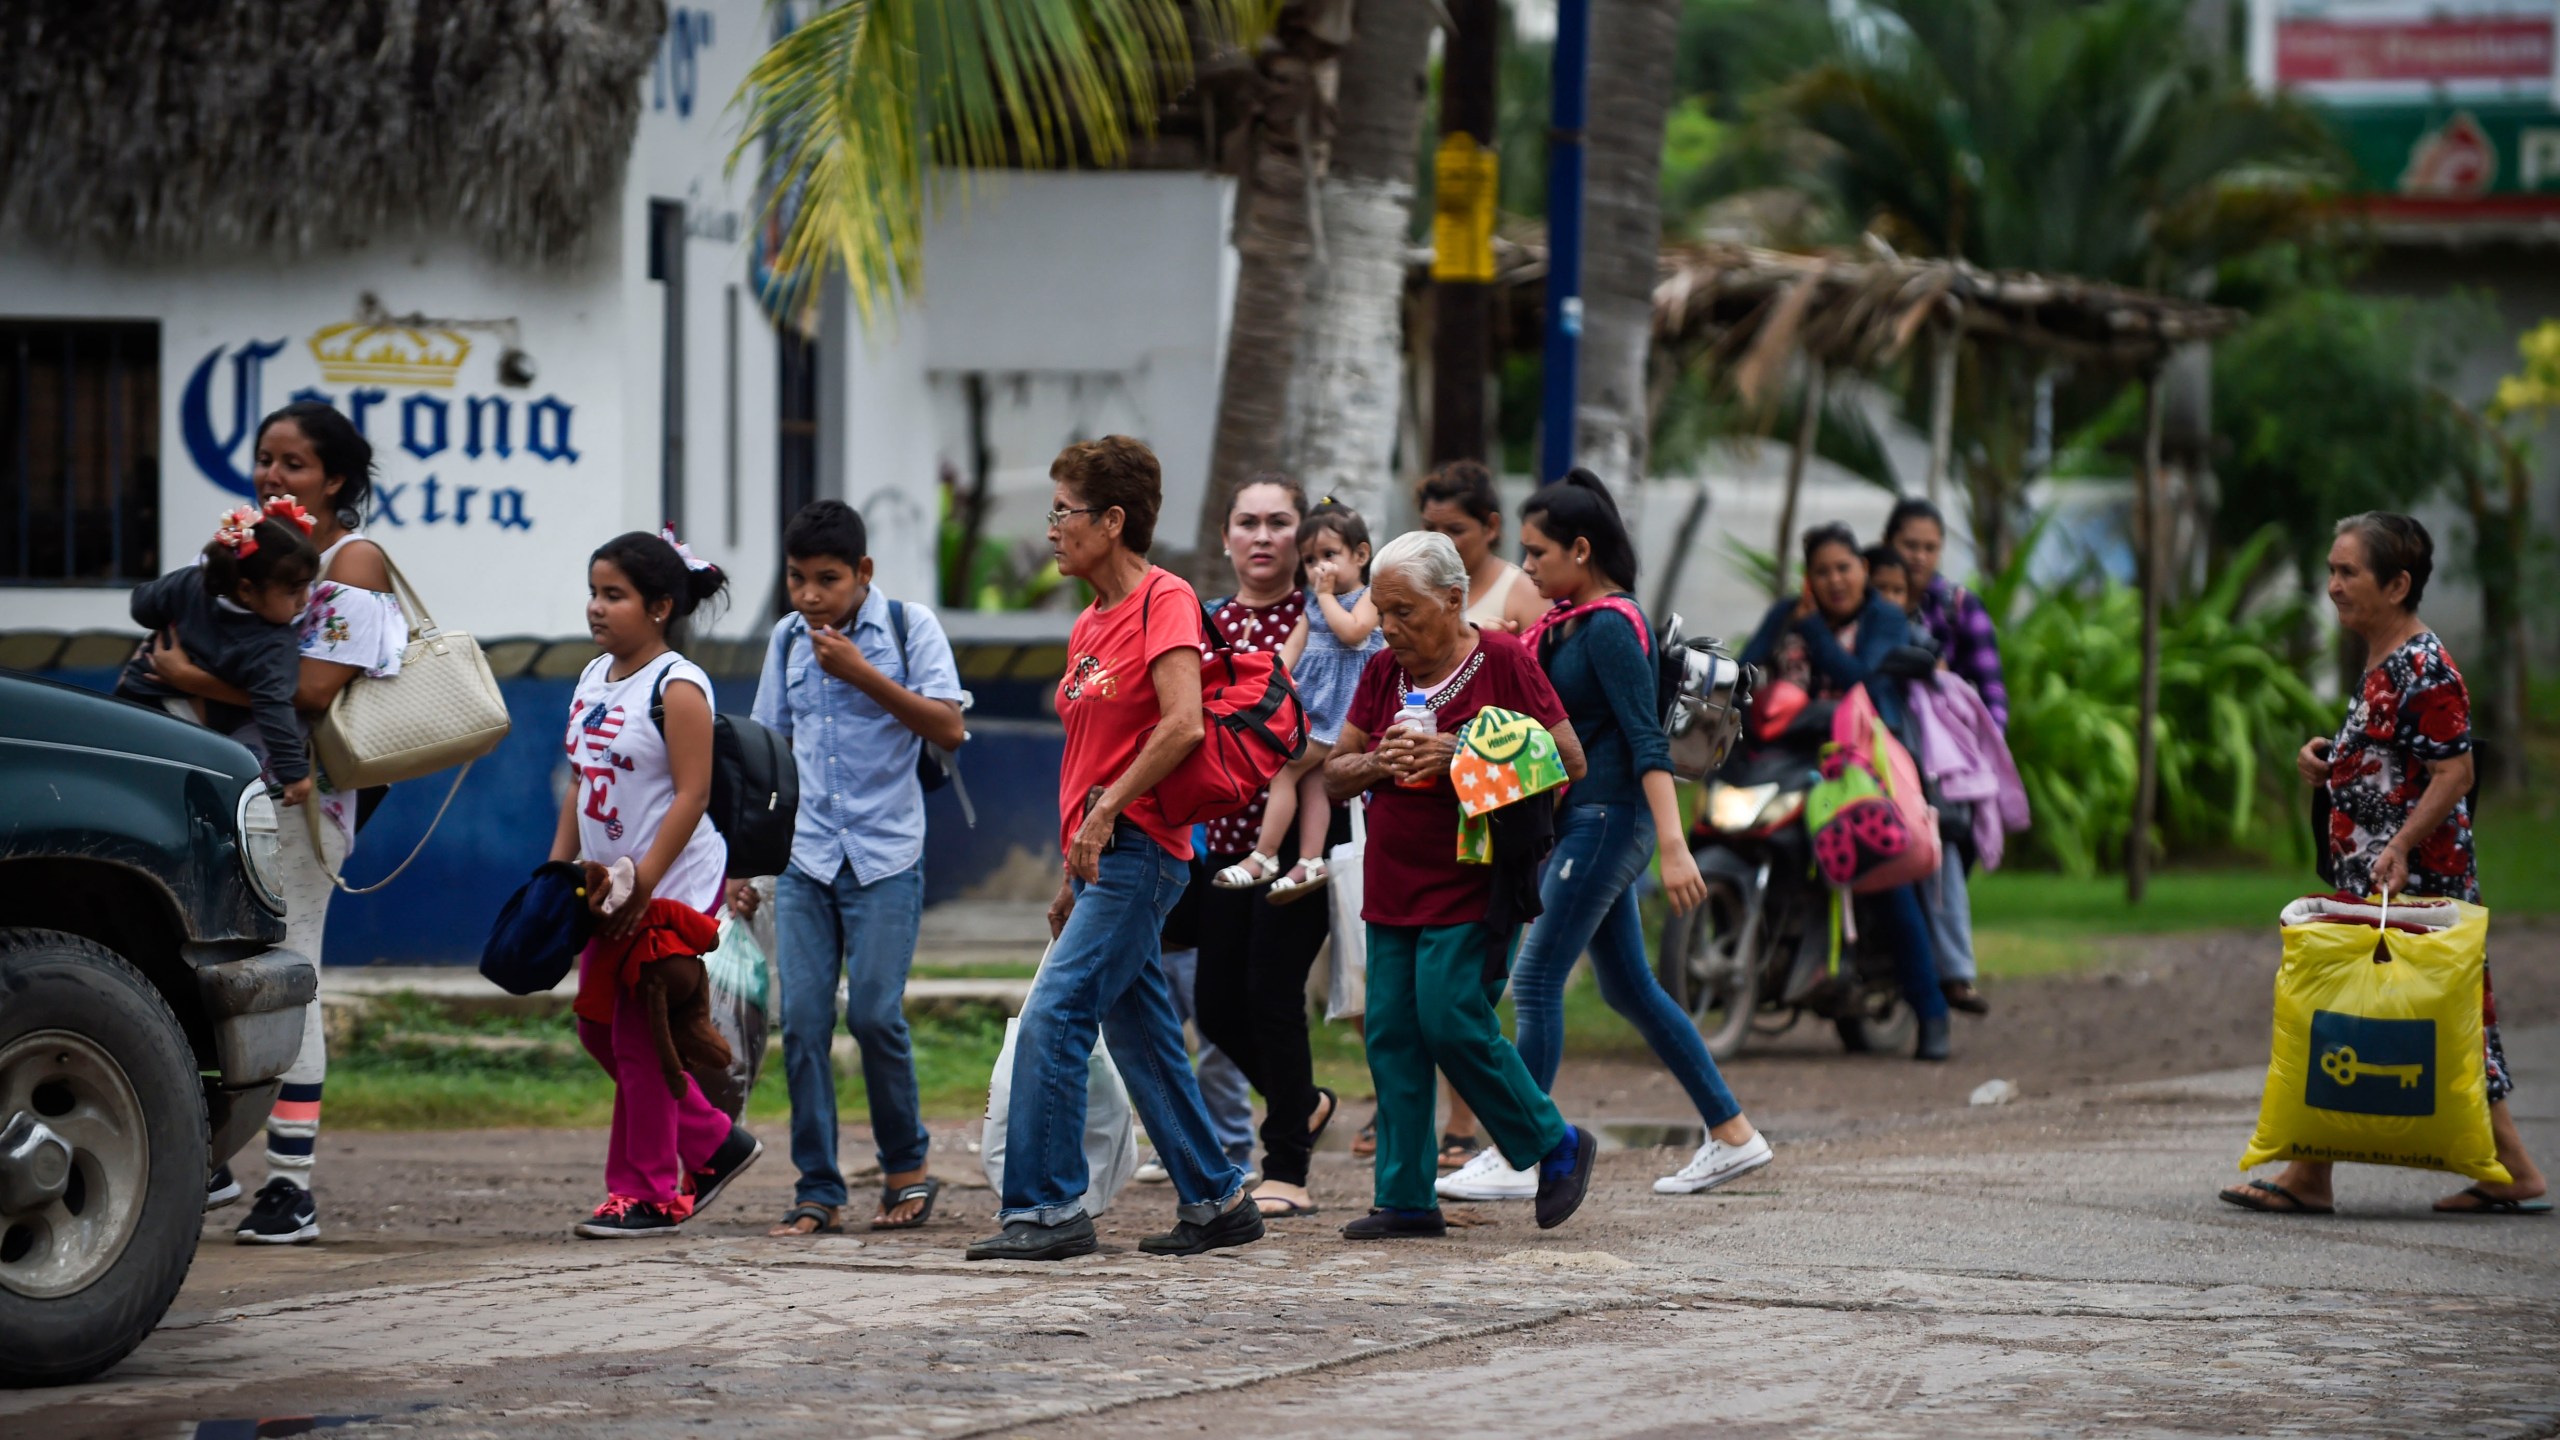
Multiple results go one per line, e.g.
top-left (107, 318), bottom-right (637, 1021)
top-left (564, 651), bottom-right (728, 915)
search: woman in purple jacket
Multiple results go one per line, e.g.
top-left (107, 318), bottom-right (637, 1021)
top-left (1888, 499), bottom-right (2007, 734)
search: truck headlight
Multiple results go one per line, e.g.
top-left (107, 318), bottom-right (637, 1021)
top-left (236, 783), bottom-right (286, 914)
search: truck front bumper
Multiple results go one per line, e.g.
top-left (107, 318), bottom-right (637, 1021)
top-left (192, 949), bottom-right (317, 1166)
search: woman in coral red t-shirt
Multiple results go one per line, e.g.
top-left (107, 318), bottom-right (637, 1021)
top-left (966, 436), bottom-right (1264, 1264)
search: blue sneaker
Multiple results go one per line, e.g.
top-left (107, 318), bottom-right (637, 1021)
top-left (1535, 1125), bottom-right (1597, 1230)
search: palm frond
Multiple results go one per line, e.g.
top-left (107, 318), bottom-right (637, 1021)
top-left (734, 0), bottom-right (1271, 325)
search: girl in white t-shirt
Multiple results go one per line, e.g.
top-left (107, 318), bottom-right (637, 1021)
top-left (552, 529), bottom-right (762, 1238)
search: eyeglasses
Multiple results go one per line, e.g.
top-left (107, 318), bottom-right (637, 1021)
top-left (1045, 505), bottom-right (1108, 529)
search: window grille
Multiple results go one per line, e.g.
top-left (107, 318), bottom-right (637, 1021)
top-left (1, 320), bottom-right (161, 585)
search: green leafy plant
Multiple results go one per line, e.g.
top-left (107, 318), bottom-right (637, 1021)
top-left (1995, 524), bottom-right (2333, 876)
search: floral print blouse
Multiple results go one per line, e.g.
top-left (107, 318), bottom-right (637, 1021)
top-left (2326, 631), bottom-right (2475, 902)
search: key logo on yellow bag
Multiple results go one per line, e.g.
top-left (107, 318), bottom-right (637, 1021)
top-left (2305, 1011), bottom-right (2434, 1118)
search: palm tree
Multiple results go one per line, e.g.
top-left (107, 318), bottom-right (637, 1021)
top-left (738, 0), bottom-right (1269, 324)
top-left (1282, 0), bottom-right (1438, 526)
top-left (1770, 0), bottom-right (2335, 567)
top-left (1189, 0), bottom-right (1348, 578)
top-left (1573, 0), bottom-right (1685, 516)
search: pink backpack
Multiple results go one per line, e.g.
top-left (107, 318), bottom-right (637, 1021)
top-left (1806, 685), bottom-right (1940, 894)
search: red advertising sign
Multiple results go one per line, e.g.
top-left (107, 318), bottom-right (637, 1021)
top-left (2278, 17), bottom-right (2553, 85)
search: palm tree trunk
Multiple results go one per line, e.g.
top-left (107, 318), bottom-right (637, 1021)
top-left (1190, 2), bottom-right (1349, 583)
top-left (1282, 0), bottom-right (1436, 524)
top-left (1571, 0), bottom-right (1681, 520)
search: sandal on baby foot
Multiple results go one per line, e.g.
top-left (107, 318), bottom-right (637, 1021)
top-left (1213, 852), bottom-right (1281, 889)
top-left (1268, 857), bottom-right (1330, 905)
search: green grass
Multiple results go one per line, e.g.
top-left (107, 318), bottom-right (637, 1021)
top-left (327, 992), bottom-right (1014, 1130)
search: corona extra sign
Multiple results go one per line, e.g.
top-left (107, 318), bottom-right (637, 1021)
top-left (182, 318), bottom-right (579, 533)
top-left (308, 323), bottom-right (471, 388)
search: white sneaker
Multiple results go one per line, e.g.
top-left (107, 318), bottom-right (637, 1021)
top-left (1434, 1146), bottom-right (1538, 1201)
top-left (1653, 1132), bottom-right (1773, 1195)
top-left (1136, 1159), bottom-right (1170, 1184)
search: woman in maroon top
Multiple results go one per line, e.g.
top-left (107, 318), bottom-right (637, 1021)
top-left (1191, 474), bottom-right (1348, 1221)
top-left (1322, 531), bottom-right (1599, 1238)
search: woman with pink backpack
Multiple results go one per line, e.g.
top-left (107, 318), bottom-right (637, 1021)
top-left (1739, 524), bottom-right (1952, 1062)
top-left (1450, 473), bottom-right (1774, 1205)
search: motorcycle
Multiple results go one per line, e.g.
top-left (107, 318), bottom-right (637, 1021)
top-left (1654, 647), bottom-right (1944, 1060)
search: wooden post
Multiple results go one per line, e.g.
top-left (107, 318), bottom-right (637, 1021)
top-left (1429, 0), bottom-right (1501, 466)
top-left (1772, 360), bottom-right (1825, 599)
top-left (2128, 370), bottom-right (2167, 904)
top-left (1925, 326), bottom-right (1956, 508)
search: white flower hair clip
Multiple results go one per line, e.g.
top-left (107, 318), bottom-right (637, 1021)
top-left (660, 525), bottom-right (717, 573)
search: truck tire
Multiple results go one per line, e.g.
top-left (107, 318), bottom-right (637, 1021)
top-left (0, 929), bottom-right (207, 1388)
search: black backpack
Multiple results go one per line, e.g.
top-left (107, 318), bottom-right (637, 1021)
top-left (648, 660), bottom-right (799, 879)
top-left (887, 598), bottom-right (975, 827)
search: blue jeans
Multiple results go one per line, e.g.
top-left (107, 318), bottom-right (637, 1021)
top-left (1923, 851), bottom-right (1977, 984)
top-left (1875, 884), bottom-right (1950, 1022)
top-left (1001, 836), bottom-right (1245, 1226)
top-left (1513, 803), bottom-right (1743, 1128)
top-left (776, 860), bottom-right (930, 1206)
top-left (1154, 947), bottom-right (1258, 1168)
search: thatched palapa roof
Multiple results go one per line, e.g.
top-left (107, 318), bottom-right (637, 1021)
top-left (1652, 242), bottom-right (2244, 397)
top-left (1, 1), bottom-right (665, 264)
top-left (1445, 233), bottom-right (2242, 402)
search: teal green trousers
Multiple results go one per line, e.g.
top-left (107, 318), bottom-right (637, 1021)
top-left (1363, 921), bottom-right (1567, 1210)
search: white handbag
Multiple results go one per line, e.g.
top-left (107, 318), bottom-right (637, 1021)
top-left (304, 549), bottom-right (511, 894)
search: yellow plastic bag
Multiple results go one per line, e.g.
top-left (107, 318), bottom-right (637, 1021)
top-left (2240, 895), bottom-right (2510, 1184)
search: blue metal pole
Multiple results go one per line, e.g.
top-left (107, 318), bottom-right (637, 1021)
top-left (1538, 0), bottom-right (1591, 485)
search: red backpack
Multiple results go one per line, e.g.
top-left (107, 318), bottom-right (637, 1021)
top-left (1144, 593), bottom-right (1310, 827)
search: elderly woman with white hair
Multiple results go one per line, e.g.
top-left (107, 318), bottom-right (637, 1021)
top-left (1322, 530), bottom-right (1599, 1239)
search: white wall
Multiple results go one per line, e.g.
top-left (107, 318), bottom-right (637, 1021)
top-left (917, 170), bottom-right (1236, 554)
top-left (620, 0), bottom-right (785, 639)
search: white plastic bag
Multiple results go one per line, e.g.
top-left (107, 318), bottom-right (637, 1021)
top-left (980, 1006), bottom-right (1140, 1217)
top-left (693, 914), bottom-right (772, 1119)
top-left (743, 875), bottom-right (780, 1024)
top-left (1325, 797), bottom-right (1367, 1021)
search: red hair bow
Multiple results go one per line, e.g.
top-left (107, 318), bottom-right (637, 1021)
top-left (262, 495), bottom-right (316, 535)
top-left (213, 506), bottom-right (264, 559)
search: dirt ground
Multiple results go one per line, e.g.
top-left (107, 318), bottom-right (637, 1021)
top-left (8, 924), bottom-right (2549, 1439)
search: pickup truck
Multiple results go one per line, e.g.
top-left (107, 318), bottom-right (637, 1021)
top-left (0, 670), bottom-right (318, 1386)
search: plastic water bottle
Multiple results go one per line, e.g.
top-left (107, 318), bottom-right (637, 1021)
top-left (1393, 691), bottom-right (1436, 789)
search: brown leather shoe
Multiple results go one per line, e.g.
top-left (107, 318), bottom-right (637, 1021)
top-left (1942, 981), bottom-right (1990, 1016)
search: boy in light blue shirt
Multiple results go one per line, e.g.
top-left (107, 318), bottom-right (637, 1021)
top-left (741, 500), bottom-right (967, 1235)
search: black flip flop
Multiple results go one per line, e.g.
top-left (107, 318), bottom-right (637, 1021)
top-left (1306, 1087), bottom-right (1340, 1148)
top-left (770, 1202), bottom-right (842, 1236)
top-left (1253, 1191), bottom-right (1322, 1219)
top-left (872, 1176), bottom-right (944, 1231)
top-left (2217, 1178), bottom-right (2334, 1215)
top-left (2440, 1185), bottom-right (2554, 1216)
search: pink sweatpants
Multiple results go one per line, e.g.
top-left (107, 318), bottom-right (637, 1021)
top-left (576, 974), bottom-right (732, 1205)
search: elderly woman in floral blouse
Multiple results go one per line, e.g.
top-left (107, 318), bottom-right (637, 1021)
top-left (2220, 512), bottom-right (2546, 1217)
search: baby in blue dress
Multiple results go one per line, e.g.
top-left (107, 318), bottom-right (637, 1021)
top-left (1213, 501), bottom-right (1383, 902)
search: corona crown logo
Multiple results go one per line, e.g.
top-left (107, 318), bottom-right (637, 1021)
top-left (307, 323), bottom-right (471, 388)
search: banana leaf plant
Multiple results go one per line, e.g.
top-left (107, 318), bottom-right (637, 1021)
top-left (1992, 523), bottom-right (2331, 877)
